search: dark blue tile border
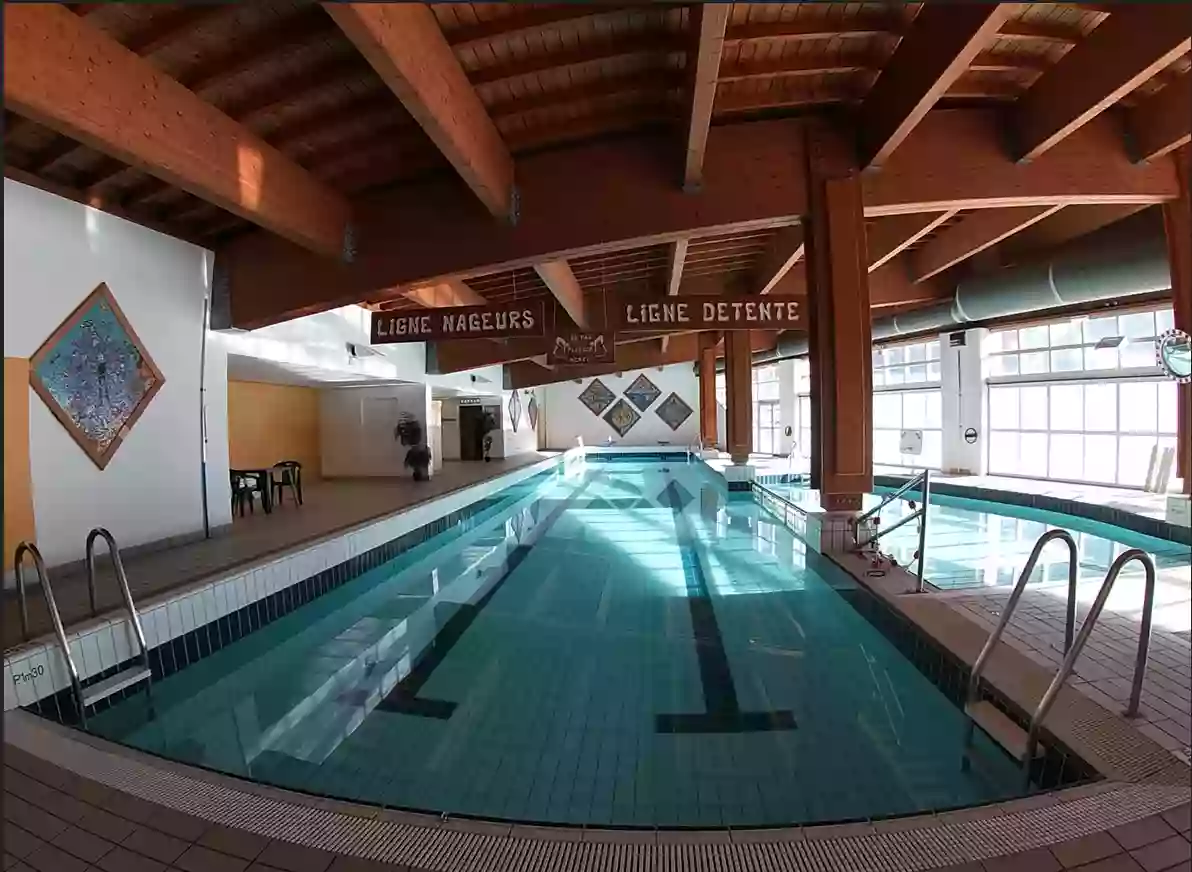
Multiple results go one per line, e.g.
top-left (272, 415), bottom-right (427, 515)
top-left (26, 466), bottom-right (559, 726)
top-left (875, 475), bottom-right (1191, 546)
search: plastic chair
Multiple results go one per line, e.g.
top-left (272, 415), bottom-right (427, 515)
top-left (272, 461), bottom-right (303, 506)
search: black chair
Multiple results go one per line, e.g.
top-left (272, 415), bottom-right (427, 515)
top-left (230, 472), bottom-right (263, 517)
top-left (271, 461), bottom-right (303, 506)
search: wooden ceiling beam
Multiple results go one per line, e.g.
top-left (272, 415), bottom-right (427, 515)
top-left (4, 4), bottom-right (351, 257)
top-left (910, 205), bottom-right (1065, 281)
top-left (430, 338), bottom-right (550, 375)
top-left (403, 279), bottom-right (486, 308)
top-left (665, 240), bottom-right (689, 297)
top-left (997, 202), bottom-right (1150, 265)
top-left (535, 260), bottom-right (588, 329)
top-left (505, 332), bottom-right (704, 389)
top-left (866, 210), bottom-right (958, 271)
top-left (325, 3), bottom-right (514, 221)
top-left (1014, 5), bottom-right (1192, 162)
top-left (858, 3), bottom-right (1013, 168)
top-left (470, 33), bottom-right (683, 87)
top-left (683, 4), bottom-right (730, 191)
top-left (717, 50), bottom-right (879, 82)
top-left (750, 224), bottom-right (804, 295)
top-left (489, 70), bottom-right (682, 119)
top-left (1128, 72), bottom-right (1192, 164)
top-left (447, 5), bottom-right (634, 51)
top-left (220, 110), bottom-right (1179, 328)
top-left (723, 12), bottom-right (904, 45)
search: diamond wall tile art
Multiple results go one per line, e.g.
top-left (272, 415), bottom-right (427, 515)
top-left (508, 389), bottom-right (522, 433)
top-left (624, 373), bottom-right (662, 411)
top-left (655, 392), bottom-right (694, 431)
top-left (578, 378), bottom-right (615, 416)
top-left (603, 398), bottom-right (640, 437)
top-left (527, 392), bottom-right (539, 431)
top-left (30, 283), bottom-right (165, 470)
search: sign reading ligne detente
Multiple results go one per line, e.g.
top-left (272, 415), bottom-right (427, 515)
top-left (370, 300), bottom-right (546, 344)
top-left (613, 295), bottom-right (803, 332)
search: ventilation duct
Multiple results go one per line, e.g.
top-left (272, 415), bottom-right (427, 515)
top-left (720, 209), bottom-right (1170, 370)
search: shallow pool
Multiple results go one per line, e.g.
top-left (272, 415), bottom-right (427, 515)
top-left (91, 459), bottom-right (1027, 827)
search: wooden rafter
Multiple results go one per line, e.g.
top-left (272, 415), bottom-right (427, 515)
top-left (1014, 4), bottom-right (1192, 162)
top-left (446, 5), bottom-right (633, 51)
top-left (1128, 72), bottom-right (1192, 164)
top-left (534, 260), bottom-right (587, 329)
top-left (858, 3), bottom-right (1013, 167)
top-left (750, 225), bottom-right (805, 295)
top-left (325, 3), bottom-right (515, 221)
top-left (402, 280), bottom-right (486, 308)
top-left (683, 4), bottom-right (730, 191)
top-left (4, 4), bottom-right (351, 256)
top-left (910, 205), bottom-right (1065, 281)
top-left (866, 211), bottom-right (958, 271)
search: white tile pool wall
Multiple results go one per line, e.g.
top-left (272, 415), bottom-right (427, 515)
top-left (3, 453), bottom-right (566, 712)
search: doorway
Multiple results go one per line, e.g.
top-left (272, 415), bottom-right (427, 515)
top-left (459, 405), bottom-right (487, 461)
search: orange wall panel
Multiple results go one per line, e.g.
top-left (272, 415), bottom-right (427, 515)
top-left (226, 380), bottom-right (321, 477)
top-left (4, 358), bottom-right (36, 570)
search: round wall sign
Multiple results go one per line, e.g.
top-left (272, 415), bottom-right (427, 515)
top-left (1155, 329), bottom-right (1192, 383)
top-left (964, 427), bottom-right (978, 444)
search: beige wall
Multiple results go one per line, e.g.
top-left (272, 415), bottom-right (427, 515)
top-left (4, 358), bottom-right (36, 570)
top-left (227, 380), bottom-right (321, 476)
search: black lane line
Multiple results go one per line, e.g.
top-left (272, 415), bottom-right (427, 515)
top-left (378, 478), bottom-right (592, 719)
top-left (655, 480), bottom-right (797, 733)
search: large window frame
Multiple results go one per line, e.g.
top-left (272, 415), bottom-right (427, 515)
top-left (752, 364), bottom-right (781, 455)
top-left (873, 339), bottom-right (943, 470)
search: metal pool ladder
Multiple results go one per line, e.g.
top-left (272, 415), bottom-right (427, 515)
top-left (853, 468), bottom-right (932, 592)
top-left (14, 529), bottom-right (154, 728)
top-left (961, 531), bottom-right (1156, 787)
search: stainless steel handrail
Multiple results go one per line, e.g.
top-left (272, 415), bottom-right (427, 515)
top-left (86, 528), bottom-right (151, 662)
top-left (857, 470), bottom-right (928, 526)
top-left (854, 469), bottom-right (932, 592)
top-left (961, 529), bottom-right (1078, 757)
top-left (1022, 548), bottom-right (1156, 779)
top-left (13, 542), bottom-right (85, 719)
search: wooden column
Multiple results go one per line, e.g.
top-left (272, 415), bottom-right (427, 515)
top-left (805, 127), bottom-right (873, 511)
top-left (1164, 146), bottom-right (1191, 492)
top-left (698, 332), bottom-right (719, 448)
top-left (724, 331), bottom-right (753, 464)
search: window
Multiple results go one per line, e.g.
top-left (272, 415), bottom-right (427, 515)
top-left (873, 340), bottom-right (941, 387)
top-left (752, 364), bottom-right (780, 455)
top-left (873, 340), bottom-right (942, 470)
top-left (715, 372), bottom-right (726, 409)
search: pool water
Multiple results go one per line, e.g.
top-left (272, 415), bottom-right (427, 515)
top-left (764, 482), bottom-right (1190, 592)
top-left (91, 460), bottom-right (1026, 827)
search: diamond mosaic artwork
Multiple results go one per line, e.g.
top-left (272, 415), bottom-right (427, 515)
top-left (30, 283), bottom-right (164, 470)
top-left (509, 390), bottom-right (522, 433)
top-left (624, 373), bottom-right (662, 411)
top-left (655, 391), bottom-right (694, 431)
top-left (527, 393), bottom-right (539, 430)
top-left (603, 398), bottom-right (641, 437)
top-left (578, 378), bottom-right (616, 416)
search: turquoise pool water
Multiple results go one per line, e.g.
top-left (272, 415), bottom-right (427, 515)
top-left (91, 460), bottom-right (1026, 827)
top-left (764, 482), bottom-right (1190, 592)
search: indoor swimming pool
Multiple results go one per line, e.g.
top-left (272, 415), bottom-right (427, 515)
top-left (86, 458), bottom-right (1031, 828)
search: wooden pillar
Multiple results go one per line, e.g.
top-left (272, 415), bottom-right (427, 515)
top-left (1164, 146), bottom-right (1191, 492)
top-left (804, 126), bottom-right (873, 511)
top-left (698, 332), bottom-right (719, 448)
top-left (725, 330), bottom-right (753, 464)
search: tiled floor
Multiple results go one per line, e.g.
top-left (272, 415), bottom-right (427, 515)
top-left (940, 581), bottom-right (1192, 765)
top-left (3, 456), bottom-right (550, 650)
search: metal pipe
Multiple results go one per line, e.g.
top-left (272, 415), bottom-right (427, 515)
top-left (86, 528), bottom-right (150, 657)
top-left (962, 529), bottom-right (1078, 754)
top-left (859, 506), bottom-right (923, 547)
top-left (198, 282), bottom-right (212, 539)
top-left (915, 470), bottom-right (931, 593)
top-left (857, 470), bottom-right (927, 524)
top-left (1022, 548), bottom-right (1155, 780)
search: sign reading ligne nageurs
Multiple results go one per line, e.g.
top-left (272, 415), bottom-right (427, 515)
top-left (370, 300), bottom-right (546, 344)
top-left (613, 294), bottom-right (803, 332)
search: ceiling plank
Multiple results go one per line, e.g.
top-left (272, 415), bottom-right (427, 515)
top-left (911, 205), bottom-right (1065, 281)
top-left (666, 239), bottom-right (689, 297)
top-left (4, 4), bottom-right (350, 257)
top-left (535, 260), bottom-right (588, 328)
top-left (448, 5), bottom-right (633, 51)
top-left (723, 12), bottom-right (902, 44)
top-left (751, 224), bottom-right (804, 295)
top-left (683, 3), bottom-right (730, 191)
top-left (1128, 72), bottom-right (1192, 164)
top-left (858, 3), bottom-right (1013, 168)
top-left (997, 202), bottom-right (1149, 264)
top-left (1014, 5), bottom-right (1192, 162)
top-left (430, 337), bottom-right (550, 374)
top-left (866, 211), bottom-right (958, 271)
top-left (403, 279), bottom-right (486, 308)
top-left (325, 3), bottom-right (515, 221)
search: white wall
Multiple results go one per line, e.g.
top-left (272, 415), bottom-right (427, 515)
top-left (940, 327), bottom-right (988, 475)
top-left (493, 390), bottom-right (538, 458)
top-left (320, 383), bottom-right (433, 478)
top-left (539, 364), bottom-right (699, 449)
top-left (4, 179), bottom-right (230, 566)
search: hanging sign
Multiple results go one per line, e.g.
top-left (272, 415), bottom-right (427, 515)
top-left (613, 294), bottom-right (803, 332)
top-left (370, 300), bottom-right (546, 344)
top-left (548, 331), bottom-right (613, 364)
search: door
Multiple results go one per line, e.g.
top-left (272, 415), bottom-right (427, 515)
top-left (459, 405), bottom-right (486, 461)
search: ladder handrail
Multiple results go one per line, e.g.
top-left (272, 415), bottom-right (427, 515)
top-left (86, 528), bottom-right (150, 659)
top-left (964, 529), bottom-right (1078, 712)
top-left (13, 542), bottom-right (84, 699)
top-left (853, 468), bottom-right (932, 592)
top-left (1023, 548), bottom-right (1156, 768)
top-left (857, 469), bottom-right (928, 525)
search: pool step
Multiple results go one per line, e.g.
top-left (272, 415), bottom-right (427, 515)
top-left (81, 665), bottom-right (152, 708)
top-left (964, 700), bottom-right (1043, 762)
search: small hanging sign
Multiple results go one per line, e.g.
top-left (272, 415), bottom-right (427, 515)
top-left (547, 331), bottom-right (613, 364)
top-left (370, 300), bottom-right (546, 344)
top-left (613, 294), bottom-right (803, 332)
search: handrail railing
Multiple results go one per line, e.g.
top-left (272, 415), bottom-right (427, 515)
top-left (1022, 548), bottom-right (1156, 776)
top-left (13, 542), bottom-right (85, 712)
top-left (854, 469), bottom-right (932, 592)
top-left (86, 528), bottom-right (151, 661)
top-left (961, 529), bottom-right (1078, 755)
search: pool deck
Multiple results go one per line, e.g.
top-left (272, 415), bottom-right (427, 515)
top-left (3, 455), bottom-right (551, 651)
